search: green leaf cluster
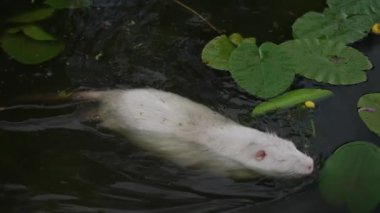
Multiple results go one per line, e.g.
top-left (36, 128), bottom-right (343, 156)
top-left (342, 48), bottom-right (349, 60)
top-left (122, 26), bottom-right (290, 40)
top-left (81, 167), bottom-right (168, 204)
top-left (202, 0), bottom-right (379, 116)
top-left (0, 0), bottom-right (91, 64)
top-left (293, 0), bottom-right (380, 44)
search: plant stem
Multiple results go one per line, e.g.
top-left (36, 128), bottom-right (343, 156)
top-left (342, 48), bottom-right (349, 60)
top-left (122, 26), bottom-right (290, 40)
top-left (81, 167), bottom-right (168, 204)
top-left (172, 0), bottom-right (223, 34)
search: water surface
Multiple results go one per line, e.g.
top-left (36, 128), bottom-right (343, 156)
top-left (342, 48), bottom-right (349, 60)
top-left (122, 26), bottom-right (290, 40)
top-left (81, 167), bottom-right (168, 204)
top-left (0, 0), bottom-right (379, 212)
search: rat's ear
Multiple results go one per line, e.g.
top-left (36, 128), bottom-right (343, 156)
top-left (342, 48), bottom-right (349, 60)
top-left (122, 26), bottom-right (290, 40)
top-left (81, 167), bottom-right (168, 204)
top-left (255, 150), bottom-right (266, 161)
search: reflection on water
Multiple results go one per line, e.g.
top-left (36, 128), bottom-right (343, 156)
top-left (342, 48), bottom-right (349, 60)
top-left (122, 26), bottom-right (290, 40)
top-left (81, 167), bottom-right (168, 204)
top-left (0, 0), bottom-right (379, 212)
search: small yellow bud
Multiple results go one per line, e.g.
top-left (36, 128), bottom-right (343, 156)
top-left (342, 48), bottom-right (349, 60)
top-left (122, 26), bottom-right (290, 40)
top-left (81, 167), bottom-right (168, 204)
top-left (304, 100), bottom-right (315, 109)
top-left (371, 23), bottom-right (380, 35)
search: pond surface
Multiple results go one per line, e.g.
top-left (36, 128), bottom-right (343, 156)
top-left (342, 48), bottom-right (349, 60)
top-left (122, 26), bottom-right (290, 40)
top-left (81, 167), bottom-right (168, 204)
top-left (0, 0), bottom-right (379, 212)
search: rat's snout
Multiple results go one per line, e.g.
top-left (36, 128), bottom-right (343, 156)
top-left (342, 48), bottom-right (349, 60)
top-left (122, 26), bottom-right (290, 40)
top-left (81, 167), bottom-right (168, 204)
top-left (306, 163), bottom-right (313, 172)
top-left (304, 158), bottom-right (314, 174)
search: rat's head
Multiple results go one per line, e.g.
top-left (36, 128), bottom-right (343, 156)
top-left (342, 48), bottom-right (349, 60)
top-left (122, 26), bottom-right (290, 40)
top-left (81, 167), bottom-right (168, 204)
top-left (237, 134), bottom-right (314, 178)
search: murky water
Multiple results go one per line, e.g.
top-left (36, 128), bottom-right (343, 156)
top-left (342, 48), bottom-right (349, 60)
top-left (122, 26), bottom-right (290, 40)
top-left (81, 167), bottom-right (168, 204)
top-left (0, 0), bottom-right (379, 212)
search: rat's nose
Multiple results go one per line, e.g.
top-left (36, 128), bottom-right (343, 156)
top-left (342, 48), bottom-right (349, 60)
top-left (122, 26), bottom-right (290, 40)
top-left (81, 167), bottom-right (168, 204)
top-left (305, 162), bottom-right (314, 173)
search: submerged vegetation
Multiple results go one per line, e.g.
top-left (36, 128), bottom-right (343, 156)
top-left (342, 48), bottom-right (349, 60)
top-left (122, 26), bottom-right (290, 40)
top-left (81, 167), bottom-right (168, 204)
top-left (0, 0), bottom-right (90, 64)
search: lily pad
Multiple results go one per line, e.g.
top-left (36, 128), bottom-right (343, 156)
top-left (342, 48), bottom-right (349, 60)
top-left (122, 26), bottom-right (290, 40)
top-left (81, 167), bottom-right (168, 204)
top-left (45, 0), bottom-right (91, 9)
top-left (201, 35), bottom-right (236, 71)
top-left (358, 93), bottom-right (380, 136)
top-left (320, 141), bottom-right (380, 213)
top-left (292, 10), bottom-right (373, 44)
top-left (1, 33), bottom-right (64, 64)
top-left (6, 8), bottom-right (54, 23)
top-left (228, 42), bottom-right (295, 99)
top-left (7, 25), bottom-right (56, 41)
top-left (327, 0), bottom-right (380, 18)
top-left (280, 39), bottom-right (372, 85)
top-left (251, 88), bottom-right (333, 117)
top-left (202, 34), bottom-right (256, 71)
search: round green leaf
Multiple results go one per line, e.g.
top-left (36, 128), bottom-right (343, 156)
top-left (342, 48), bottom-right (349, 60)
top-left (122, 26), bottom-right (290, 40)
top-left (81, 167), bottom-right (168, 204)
top-left (1, 33), bottom-right (64, 64)
top-left (45, 0), bottom-right (91, 9)
top-left (251, 88), bottom-right (333, 117)
top-left (358, 93), bottom-right (380, 136)
top-left (292, 10), bottom-right (373, 44)
top-left (228, 42), bottom-right (295, 99)
top-left (327, 0), bottom-right (380, 18)
top-left (6, 8), bottom-right (55, 23)
top-left (281, 39), bottom-right (372, 85)
top-left (320, 141), bottom-right (380, 213)
top-left (202, 35), bottom-right (236, 71)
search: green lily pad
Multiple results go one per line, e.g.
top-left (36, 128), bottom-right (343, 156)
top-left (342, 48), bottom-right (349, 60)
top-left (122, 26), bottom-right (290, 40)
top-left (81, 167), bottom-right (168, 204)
top-left (201, 35), bottom-right (236, 71)
top-left (280, 39), bottom-right (372, 85)
top-left (1, 33), bottom-right (64, 64)
top-left (201, 34), bottom-right (256, 71)
top-left (228, 42), bottom-right (295, 99)
top-left (7, 25), bottom-right (56, 41)
top-left (6, 8), bottom-right (55, 23)
top-left (327, 0), bottom-right (380, 18)
top-left (292, 10), bottom-right (373, 44)
top-left (45, 0), bottom-right (91, 9)
top-left (251, 88), bottom-right (333, 117)
top-left (320, 141), bottom-right (380, 213)
top-left (358, 93), bottom-right (380, 136)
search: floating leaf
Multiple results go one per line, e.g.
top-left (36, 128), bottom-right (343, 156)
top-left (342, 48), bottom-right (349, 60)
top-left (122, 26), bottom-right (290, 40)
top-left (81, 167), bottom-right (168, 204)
top-left (358, 93), bottom-right (380, 136)
top-left (5, 25), bottom-right (56, 41)
top-left (251, 88), bottom-right (333, 117)
top-left (1, 33), bottom-right (64, 64)
top-left (327, 0), bottom-right (380, 18)
top-left (281, 39), bottom-right (372, 85)
top-left (292, 10), bottom-right (373, 44)
top-left (320, 141), bottom-right (380, 213)
top-left (45, 0), bottom-right (91, 9)
top-left (22, 25), bottom-right (56, 41)
top-left (201, 35), bottom-right (236, 71)
top-left (7, 8), bottom-right (54, 23)
top-left (6, 27), bottom-right (22, 34)
top-left (202, 34), bottom-right (256, 71)
top-left (228, 33), bottom-right (256, 46)
top-left (228, 42), bottom-right (295, 99)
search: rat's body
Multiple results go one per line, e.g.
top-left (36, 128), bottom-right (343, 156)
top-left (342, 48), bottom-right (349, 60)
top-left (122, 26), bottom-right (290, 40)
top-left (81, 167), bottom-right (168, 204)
top-left (74, 89), bottom-right (314, 178)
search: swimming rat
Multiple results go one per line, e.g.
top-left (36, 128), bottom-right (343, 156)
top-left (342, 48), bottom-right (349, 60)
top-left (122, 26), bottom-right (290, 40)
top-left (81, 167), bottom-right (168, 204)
top-left (70, 88), bottom-right (314, 179)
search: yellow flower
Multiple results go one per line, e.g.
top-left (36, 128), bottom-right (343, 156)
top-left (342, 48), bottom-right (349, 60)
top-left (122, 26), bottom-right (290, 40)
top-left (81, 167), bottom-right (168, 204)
top-left (372, 23), bottom-right (380, 35)
top-left (304, 100), bottom-right (315, 109)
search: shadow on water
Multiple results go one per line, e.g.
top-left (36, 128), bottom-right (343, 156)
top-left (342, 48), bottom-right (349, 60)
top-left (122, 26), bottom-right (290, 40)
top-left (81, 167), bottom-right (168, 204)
top-left (0, 0), bottom-right (379, 212)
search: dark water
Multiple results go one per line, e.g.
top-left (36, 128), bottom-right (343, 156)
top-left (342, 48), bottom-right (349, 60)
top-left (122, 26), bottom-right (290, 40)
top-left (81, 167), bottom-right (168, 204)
top-left (0, 0), bottom-right (379, 212)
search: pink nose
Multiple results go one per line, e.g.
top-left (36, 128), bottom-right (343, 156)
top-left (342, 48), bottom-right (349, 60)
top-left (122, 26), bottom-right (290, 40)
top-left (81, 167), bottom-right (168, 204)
top-left (306, 163), bottom-right (314, 172)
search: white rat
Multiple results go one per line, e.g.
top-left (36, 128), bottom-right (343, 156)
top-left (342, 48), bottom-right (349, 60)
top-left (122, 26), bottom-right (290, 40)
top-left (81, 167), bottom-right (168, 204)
top-left (72, 88), bottom-right (314, 179)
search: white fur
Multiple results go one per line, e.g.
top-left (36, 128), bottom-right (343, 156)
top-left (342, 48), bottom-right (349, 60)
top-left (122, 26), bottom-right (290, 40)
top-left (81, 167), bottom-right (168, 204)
top-left (87, 89), bottom-right (314, 178)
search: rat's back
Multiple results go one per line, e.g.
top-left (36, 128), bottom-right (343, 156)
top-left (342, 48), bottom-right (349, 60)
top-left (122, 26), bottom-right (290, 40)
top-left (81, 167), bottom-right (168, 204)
top-left (98, 89), bottom-right (229, 135)
top-left (96, 89), bottom-right (242, 172)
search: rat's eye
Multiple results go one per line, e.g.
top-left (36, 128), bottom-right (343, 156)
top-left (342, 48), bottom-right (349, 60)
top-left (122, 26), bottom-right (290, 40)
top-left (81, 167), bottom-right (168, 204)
top-left (255, 150), bottom-right (266, 161)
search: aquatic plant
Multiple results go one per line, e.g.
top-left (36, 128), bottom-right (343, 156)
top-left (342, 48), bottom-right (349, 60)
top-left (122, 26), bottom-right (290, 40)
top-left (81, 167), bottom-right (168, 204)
top-left (251, 89), bottom-right (332, 117)
top-left (0, 0), bottom-right (91, 64)
top-left (202, 0), bottom-right (378, 115)
top-left (358, 93), bottom-right (380, 136)
top-left (292, 9), bottom-right (373, 44)
top-left (320, 141), bottom-right (380, 213)
top-left (280, 39), bottom-right (372, 85)
top-left (228, 42), bottom-right (294, 99)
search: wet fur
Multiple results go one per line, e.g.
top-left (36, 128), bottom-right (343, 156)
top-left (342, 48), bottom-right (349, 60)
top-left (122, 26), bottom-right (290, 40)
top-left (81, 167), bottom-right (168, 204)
top-left (75, 89), bottom-right (313, 179)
